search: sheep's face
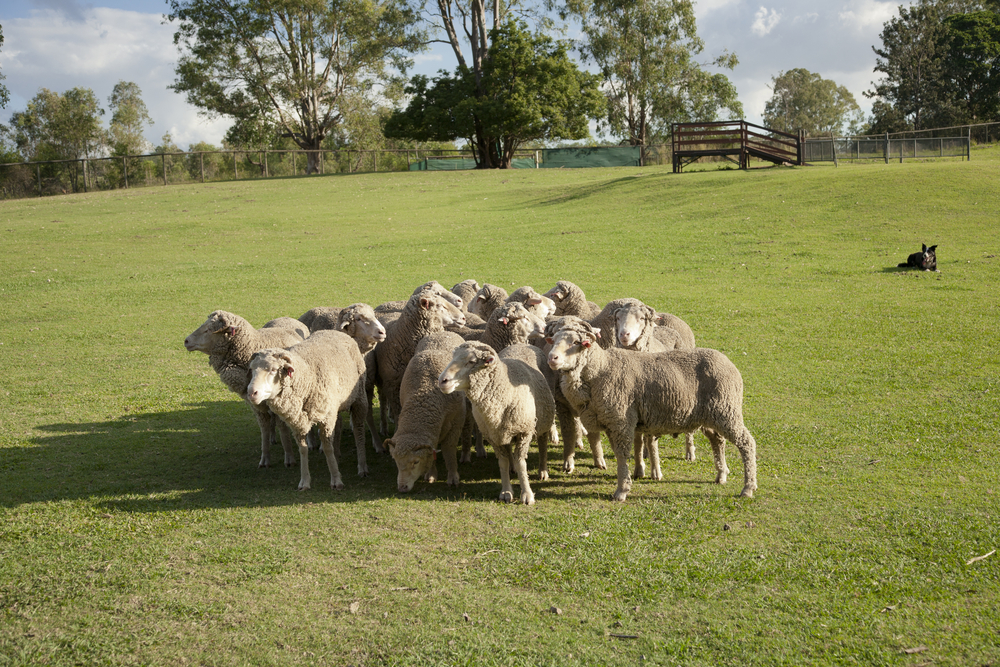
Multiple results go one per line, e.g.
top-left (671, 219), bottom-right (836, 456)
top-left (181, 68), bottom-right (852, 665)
top-left (494, 303), bottom-right (546, 342)
top-left (525, 293), bottom-right (557, 318)
top-left (247, 350), bottom-right (292, 405)
top-left (544, 281), bottom-right (579, 315)
top-left (416, 280), bottom-right (464, 310)
top-left (471, 284), bottom-right (507, 317)
top-left (184, 310), bottom-right (238, 353)
top-left (387, 440), bottom-right (437, 492)
top-left (339, 305), bottom-right (386, 346)
top-left (438, 343), bottom-right (495, 394)
top-left (546, 324), bottom-right (599, 371)
top-left (417, 293), bottom-right (466, 327)
top-left (451, 279), bottom-right (480, 306)
top-left (615, 304), bottom-right (654, 348)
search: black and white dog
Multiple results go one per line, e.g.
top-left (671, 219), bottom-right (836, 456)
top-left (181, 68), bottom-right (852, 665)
top-left (898, 244), bottom-right (937, 271)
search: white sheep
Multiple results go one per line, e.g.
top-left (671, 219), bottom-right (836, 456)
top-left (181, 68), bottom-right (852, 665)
top-left (438, 341), bottom-right (556, 505)
top-left (385, 346), bottom-right (467, 493)
top-left (506, 285), bottom-right (557, 319)
top-left (414, 331), bottom-right (483, 461)
top-left (247, 330), bottom-right (368, 491)
top-left (184, 310), bottom-right (305, 468)
top-left (545, 317), bottom-right (757, 502)
top-left (375, 289), bottom-right (466, 438)
top-left (611, 299), bottom-right (699, 469)
top-left (470, 283), bottom-right (509, 321)
top-left (543, 280), bottom-right (603, 320)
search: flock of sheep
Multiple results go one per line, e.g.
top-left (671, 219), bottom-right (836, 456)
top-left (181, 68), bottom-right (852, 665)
top-left (183, 280), bottom-right (758, 504)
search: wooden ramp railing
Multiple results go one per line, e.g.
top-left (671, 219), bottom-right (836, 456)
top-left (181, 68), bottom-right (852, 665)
top-left (671, 121), bottom-right (803, 173)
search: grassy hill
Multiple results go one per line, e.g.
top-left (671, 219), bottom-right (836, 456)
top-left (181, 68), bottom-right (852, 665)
top-left (1, 150), bottom-right (998, 665)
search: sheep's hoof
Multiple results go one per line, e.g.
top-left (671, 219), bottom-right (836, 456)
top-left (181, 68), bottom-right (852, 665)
top-left (258, 460), bottom-right (269, 469)
top-left (499, 491), bottom-right (514, 503)
top-left (632, 466), bottom-right (645, 480)
top-left (538, 470), bottom-right (549, 481)
top-left (651, 468), bottom-right (663, 482)
top-left (716, 472), bottom-right (728, 485)
top-left (285, 457), bottom-right (296, 468)
top-left (594, 459), bottom-right (608, 470)
top-left (685, 450), bottom-right (696, 462)
top-left (332, 481), bottom-right (345, 491)
top-left (562, 460), bottom-right (575, 474)
top-left (611, 490), bottom-right (629, 502)
top-left (357, 466), bottom-right (369, 477)
top-left (520, 492), bottom-right (535, 506)
top-left (298, 482), bottom-right (311, 491)
top-left (447, 476), bottom-right (459, 487)
top-left (459, 452), bottom-right (472, 463)
top-left (740, 486), bottom-right (755, 498)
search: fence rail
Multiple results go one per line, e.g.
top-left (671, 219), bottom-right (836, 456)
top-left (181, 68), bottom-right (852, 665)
top-left (0, 145), bottom-right (674, 200)
top-left (803, 135), bottom-right (970, 164)
top-left (671, 121), bottom-right (803, 172)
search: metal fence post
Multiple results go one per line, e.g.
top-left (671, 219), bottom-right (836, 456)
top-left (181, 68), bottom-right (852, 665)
top-left (37, 164), bottom-right (42, 197)
top-left (200, 152), bottom-right (205, 183)
top-left (234, 152), bottom-right (238, 179)
top-left (884, 133), bottom-right (889, 164)
top-left (264, 150), bottom-right (268, 178)
top-left (123, 156), bottom-right (128, 189)
top-left (162, 154), bottom-right (168, 186)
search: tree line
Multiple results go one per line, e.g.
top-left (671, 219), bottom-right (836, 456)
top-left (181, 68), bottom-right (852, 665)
top-left (2, 0), bottom-right (1000, 173)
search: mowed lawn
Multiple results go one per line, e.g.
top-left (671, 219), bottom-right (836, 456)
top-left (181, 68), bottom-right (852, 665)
top-left (0, 150), bottom-right (998, 666)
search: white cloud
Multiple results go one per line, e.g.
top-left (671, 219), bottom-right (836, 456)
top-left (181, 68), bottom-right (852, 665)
top-left (0, 7), bottom-right (229, 147)
top-left (751, 7), bottom-right (782, 37)
top-left (839, 0), bottom-right (899, 32)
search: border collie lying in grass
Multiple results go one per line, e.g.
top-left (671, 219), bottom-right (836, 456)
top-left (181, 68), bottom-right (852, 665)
top-left (898, 244), bottom-right (938, 271)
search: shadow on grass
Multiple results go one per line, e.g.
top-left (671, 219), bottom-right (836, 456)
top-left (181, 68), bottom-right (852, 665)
top-left (2, 400), bottom-right (727, 511)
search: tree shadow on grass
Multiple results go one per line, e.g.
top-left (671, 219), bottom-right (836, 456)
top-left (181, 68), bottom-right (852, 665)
top-left (2, 400), bottom-right (730, 511)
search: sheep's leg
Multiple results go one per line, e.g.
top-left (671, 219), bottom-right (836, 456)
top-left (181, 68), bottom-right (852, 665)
top-left (537, 429), bottom-right (551, 482)
top-left (632, 432), bottom-right (646, 480)
top-left (459, 410), bottom-right (474, 463)
top-left (277, 419), bottom-right (296, 468)
top-left (588, 429), bottom-right (607, 470)
top-left (331, 414), bottom-right (343, 461)
top-left (557, 402), bottom-right (579, 473)
top-left (365, 384), bottom-right (385, 453)
top-left (726, 425), bottom-right (758, 498)
top-left (377, 384), bottom-right (390, 440)
top-left (441, 423), bottom-right (462, 487)
top-left (296, 433), bottom-right (312, 491)
top-left (513, 434), bottom-right (535, 505)
top-left (351, 398), bottom-right (369, 477)
top-left (318, 423), bottom-right (344, 490)
top-left (475, 429), bottom-right (487, 459)
top-left (684, 431), bottom-right (697, 462)
top-left (703, 428), bottom-right (730, 486)
top-left (495, 444), bottom-right (515, 503)
top-left (307, 425), bottom-right (321, 452)
top-left (608, 431), bottom-right (633, 502)
top-left (647, 435), bottom-right (662, 481)
top-left (253, 404), bottom-right (274, 468)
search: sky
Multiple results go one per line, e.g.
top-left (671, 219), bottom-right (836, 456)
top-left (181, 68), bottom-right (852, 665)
top-left (0, 0), bottom-right (909, 149)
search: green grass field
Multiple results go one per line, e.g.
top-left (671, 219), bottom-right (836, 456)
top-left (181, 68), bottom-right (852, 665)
top-left (1, 150), bottom-right (998, 666)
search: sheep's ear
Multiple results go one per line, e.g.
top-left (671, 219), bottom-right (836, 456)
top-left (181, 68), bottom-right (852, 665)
top-left (581, 339), bottom-right (592, 348)
top-left (545, 336), bottom-right (554, 344)
top-left (484, 354), bottom-right (496, 365)
top-left (499, 317), bottom-right (510, 326)
top-left (227, 326), bottom-right (237, 337)
top-left (643, 305), bottom-right (656, 320)
top-left (527, 296), bottom-right (542, 306)
top-left (339, 320), bottom-right (351, 331)
top-left (419, 296), bottom-right (432, 309)
top-left (432, 449), bottom-right (439, 461)
top-left (593, 327), bottom-right (602, 339)
top-left (385, 439), bottom-right (395, 455)
top-left (476, 294), bottom-right (486, 303)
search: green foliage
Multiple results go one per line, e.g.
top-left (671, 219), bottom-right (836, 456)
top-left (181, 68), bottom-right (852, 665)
top-left (2, 152), bottom-right (1000, 664)
top-left (9, 87), bottom-right (106, 162)
top-left (944, 10), bottom-right (1000, 122)
top-left (167, 0), bottom-right (425, 172)
top-left (107, 81), bottom-right (153, 156)
top-left (0, 24), bottom-right (9, 110)
top-left (386, 20), bottom-right (603, 167)
top-left (763, 68), bottom-right (864, 137)
top-left (867, 1), bottom-right (1000, 131)
top-left (574, 0), bottom-right (742, 145)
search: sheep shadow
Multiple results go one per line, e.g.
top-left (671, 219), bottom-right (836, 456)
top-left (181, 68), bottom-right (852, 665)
top-left (2, 400), bottom-right (728, 512)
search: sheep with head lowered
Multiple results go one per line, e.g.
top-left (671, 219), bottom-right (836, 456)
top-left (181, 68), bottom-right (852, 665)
top-left (506, 285), bottom-right (558, 319)
top-left (545, 317), bottom-right (757, 502)
top-left (469, 283), bottom-right (509, 321)
top-left (247, 330), bottom-right (368, 491)
top-left (375, 289), bottom-right (466, 438)
top-left (385, 342), bottom-right (467, 493)
top-left (184, 310), bottom-right (306, 468)
top-left (438, 341), bottom-right (555, 505)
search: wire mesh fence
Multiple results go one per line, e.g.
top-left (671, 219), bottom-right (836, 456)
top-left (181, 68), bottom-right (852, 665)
top-left (803, 135), bottom-right (970, 164)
